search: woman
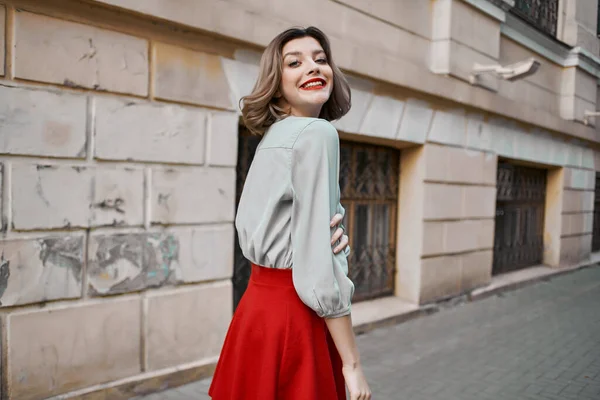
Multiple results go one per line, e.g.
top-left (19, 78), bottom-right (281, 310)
top-left (209, 26), bottom-right (371, 400)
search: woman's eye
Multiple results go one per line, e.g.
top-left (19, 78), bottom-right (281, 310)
top-left (288, 60), bottom-right (300, 67)
top-left (316, 58), bottom-right (327, 64)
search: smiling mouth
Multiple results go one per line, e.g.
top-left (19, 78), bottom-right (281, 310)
top-left (300, 79), bottom-right (326, 90)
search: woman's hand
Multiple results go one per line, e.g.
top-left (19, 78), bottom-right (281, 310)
top-left (342, 363), bottom-right (372, 400)
top-left (330, 213), bottom-right (349, 254)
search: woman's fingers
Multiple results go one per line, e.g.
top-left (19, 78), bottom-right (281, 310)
top-left (331, 227), bottom-right (344, 246)
top-left (330, 213), bottom-right (344, 228)
top-left (333, 234), bottom-right (349, 253)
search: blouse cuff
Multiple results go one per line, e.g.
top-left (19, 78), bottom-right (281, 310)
top-left (323, 306), bottom-right (351, 319)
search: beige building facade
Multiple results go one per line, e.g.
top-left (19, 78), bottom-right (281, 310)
top-left (1, 0), bottom-right (600, 398)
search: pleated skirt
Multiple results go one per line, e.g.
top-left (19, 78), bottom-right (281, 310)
top-left (208, 264), bottom-right (346, 400)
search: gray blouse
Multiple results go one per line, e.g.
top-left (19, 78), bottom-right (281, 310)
top-left (235, 116), bottom-right (355, 318)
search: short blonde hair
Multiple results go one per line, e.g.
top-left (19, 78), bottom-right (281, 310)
top-left (241, 26), bottom-right (351, 135)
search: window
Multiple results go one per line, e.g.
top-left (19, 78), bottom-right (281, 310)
top-left (511, 0), bottom-right (559, 37)
top-left (339, 141), bottom-right (400, 301)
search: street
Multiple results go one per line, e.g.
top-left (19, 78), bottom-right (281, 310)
top-left (136, 266), bottom-right (600, 400)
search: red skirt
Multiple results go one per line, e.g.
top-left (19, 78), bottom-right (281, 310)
top-left (209, 264), bottom-right (346, 400)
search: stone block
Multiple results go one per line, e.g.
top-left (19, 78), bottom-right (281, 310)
top-left (359, 95), bottom-right (404, 139)
top-left (340, 5), bottom-right (429, 66)
top-left (0, 86), bottom-right (87, 158)
top-left (563, 168), bottom-right (595, 191)
top-left (13, 164), bottom-right (145, 230)
top-left (563, 189), bottom-right (594, 213)
top-left (152, 167), bottom-right (235, 224)
top-left (87, 232), bottom-right (179, 295)
top-left (559, 234), bottom-right (592, 265)
top-left (427, 109), bottom-right (466, 146)
top-left (396, 99), bottom-right (433, 144)
top-left (12, 164), bottom-right (92, 230)
top-left (482, 152), bottom-right (498, 185)
top-left (87, 225), bottom-right (233, 295)
top-left (565, 142), bottom-right (584, 168)
top-left (332, 75), bottom-right (375, 134)
top-left (207, 112), bottom-right (238, 167)
top-left (176, 224), bottom-right (234, 283)
top-left (487, 118), bottom-right (518, 158)
top-left (424, 183), bottom-right (463, 220)
top-left (448, 40), bottom-right (499, 90)
top-left (420, 254), bottom-right (462, 304)
top-left (7, 298), bottom-right (141, 399)
top-left (145, 281), bottom-right (232, 370)
top-left (451, 0), bottom-right (500, 58)
top-left (460, 249), bottom-right (493, 291)
top-left (575, 0), bottom-right (598, 32)
top-left (154, 42), bottom-right (232, 109)
top-left (336, 0), bottom-right (432, 39)
top-left (91, 167), bottom-right (144, 227)
top-left (561, 67), bottom-right (597, 103)
top-left (221, 57), bottom-right (260, 113)
top-left (95, 97), bottom-right (206, 164)
top-left (424, 144), bottom-right (448, 182)
top-left (14, 11), bottom-right (148, 95)
top-left (444, 219), bottom-right (494, 253)
top-left (581, 148), bottom-right (594, 170)
top-left (463, 186), bottom-right (496, 218)
top-left (466, 113), bottom-right (491, 151)
top-left (499, 37), bottom-right (562, 94)
top-left (560, 93), bottom-right (595, 123)
top-left (575, 24), bottom-right (599, 56)
top-left (425, 144), bottom-right (493, 185)
top-left (0, 5), bottom-right (5, 76)
top-left (0, 235), bottom-right (83, 307)
top-left (499, 123), bottom-right (525, 154)
top-left (422, 221), bottom-right (445, 256)
top-left (562, 212), bottom-right (594, 236)
top-left (444, 220), bottom-right (477, 253)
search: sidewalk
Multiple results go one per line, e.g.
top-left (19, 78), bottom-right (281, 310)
top-left (136, 265), bottom-right (600, 399)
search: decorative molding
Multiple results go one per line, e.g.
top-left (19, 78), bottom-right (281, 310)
top-left (461, 0), bottom-right (507, 22)
top-left (566, 47), bottom-right (600, 81)
top-left (488, 0), bottom-right (515, 11)
top-left (501, 13), bottom-right (570, 65)
top-left (501, 13), bottom-right (600, 79)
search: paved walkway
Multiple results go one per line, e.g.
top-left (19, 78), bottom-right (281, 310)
top-left (136, 266), bottom-right (600, 399)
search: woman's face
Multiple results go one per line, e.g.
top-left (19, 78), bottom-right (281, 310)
top-left (279, 36), bottom-right (334, 118)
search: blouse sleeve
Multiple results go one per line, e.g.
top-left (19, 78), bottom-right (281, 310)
top-left (290, 120), bottom-right (355, 318)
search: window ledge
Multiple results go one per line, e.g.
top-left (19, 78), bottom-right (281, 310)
top-left (501, 13), bottom-right (600, 79)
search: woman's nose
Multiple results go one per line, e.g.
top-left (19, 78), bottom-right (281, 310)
top-left (306, 60), bottom-right (320, 75)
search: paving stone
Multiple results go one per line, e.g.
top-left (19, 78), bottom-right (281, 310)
top-left (139, 265), bottom-right (600, 399)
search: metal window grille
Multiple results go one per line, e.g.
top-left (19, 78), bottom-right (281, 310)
top-left (493, 163), bottom-right (547, 275)
top-left (511, 0), bottom-right (559, 37)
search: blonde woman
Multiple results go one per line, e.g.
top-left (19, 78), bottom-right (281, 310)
top-left (209, 26), bottom-right (371, 400)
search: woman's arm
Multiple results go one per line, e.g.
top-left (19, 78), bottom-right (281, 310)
top-left (325, 315), bottom-right (371, 400)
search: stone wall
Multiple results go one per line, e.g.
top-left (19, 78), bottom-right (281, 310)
top-left (0, 3), bottom-right (237, 399)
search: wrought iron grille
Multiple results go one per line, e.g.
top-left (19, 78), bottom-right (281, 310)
top-left (511, 0), bottom-right (559, 37)
top-left (340, 142), bottom-right (399, 301)
top-left (493, 163), bottom-right (547, 275)
top-left (592, 174), bottom-right (600, 252)
top-left (232, 129), bottom-right (399, 309)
